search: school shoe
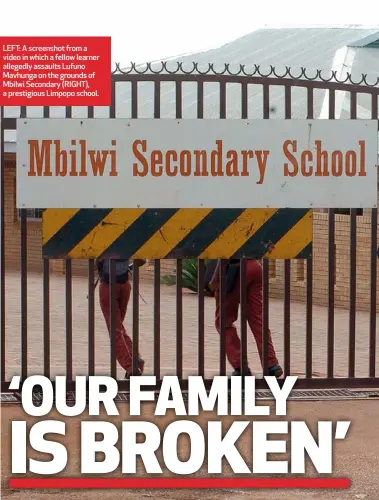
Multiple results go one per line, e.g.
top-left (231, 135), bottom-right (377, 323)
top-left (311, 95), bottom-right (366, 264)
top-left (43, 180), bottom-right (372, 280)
top-left (232, 367), bottom-right (253, 377)
top-left (268, 365), bottom-right (283, 378)
top-left (232, 365), bottom-right (283, 378)
top-left (125, 358), bottom-right (145, 379)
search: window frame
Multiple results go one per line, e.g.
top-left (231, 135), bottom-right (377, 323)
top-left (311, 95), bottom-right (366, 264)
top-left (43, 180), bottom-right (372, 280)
top-left (334, 208), bottom-right (363, 216)
top-left (16, 208), bottom-right (44, 222)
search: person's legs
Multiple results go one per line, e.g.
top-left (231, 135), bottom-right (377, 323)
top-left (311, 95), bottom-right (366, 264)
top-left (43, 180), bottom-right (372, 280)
top-left (215, 286), bottom-right (241, 371)
top-left (99, 280), bottom-right (111, 328)
top-left (118, 282), bottom-right (144, 376)
top-left (99, 281), bottom-right (135, 375)
top-left (118, 282), bottom-right (129, 323)
top-left (245, 260), bottom-right (282, 376)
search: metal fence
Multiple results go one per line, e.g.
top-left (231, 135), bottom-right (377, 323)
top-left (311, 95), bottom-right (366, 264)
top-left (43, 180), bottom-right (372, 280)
top-left (1, 63), bottom-right (378, 391)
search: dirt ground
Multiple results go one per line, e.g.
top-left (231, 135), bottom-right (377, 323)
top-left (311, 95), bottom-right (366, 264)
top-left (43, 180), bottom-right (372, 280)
top-left (1, 399), bottom-right (379, 500)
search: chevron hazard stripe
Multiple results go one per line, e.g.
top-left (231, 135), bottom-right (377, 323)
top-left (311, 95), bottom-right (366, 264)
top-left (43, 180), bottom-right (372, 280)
top-left (43, 208), bottom-right (312, 259)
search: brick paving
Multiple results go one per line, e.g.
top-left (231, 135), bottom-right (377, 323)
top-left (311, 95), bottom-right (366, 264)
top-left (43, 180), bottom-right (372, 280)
top-left (3, 271), bottom-right (379, 381)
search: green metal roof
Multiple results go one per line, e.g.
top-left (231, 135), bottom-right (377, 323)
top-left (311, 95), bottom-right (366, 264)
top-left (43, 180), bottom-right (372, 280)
top-left (365, 39), bottom-right (379, 48)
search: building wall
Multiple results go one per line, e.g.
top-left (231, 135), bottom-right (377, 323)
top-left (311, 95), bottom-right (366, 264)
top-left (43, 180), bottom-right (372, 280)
top-left (268, 213), bottom-right (379, 311)
top-left (4, 160), bottom-right (378, 311)
top-left (4, 160), bottom-right (44, 273)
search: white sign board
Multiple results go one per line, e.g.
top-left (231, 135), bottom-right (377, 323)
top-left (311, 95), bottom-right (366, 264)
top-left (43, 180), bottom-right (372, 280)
top-left (17, 119), bottom-right (378, 209)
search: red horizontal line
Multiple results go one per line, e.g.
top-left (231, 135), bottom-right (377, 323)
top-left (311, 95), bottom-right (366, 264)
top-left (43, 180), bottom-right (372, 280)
top-left (9, 478), bottom-right (350, 490)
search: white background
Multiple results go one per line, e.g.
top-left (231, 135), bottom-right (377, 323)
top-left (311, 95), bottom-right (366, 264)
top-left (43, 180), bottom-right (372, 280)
top-left (2, 1), bottom-right (379, 65)
top-left (17, 119), bottom-right (378, 209)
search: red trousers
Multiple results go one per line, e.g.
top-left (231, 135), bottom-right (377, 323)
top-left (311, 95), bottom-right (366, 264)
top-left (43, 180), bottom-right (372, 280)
top-left (99, 280), bottom-right (134, 373)
top-left (215, 260), bottom-right (279, 370)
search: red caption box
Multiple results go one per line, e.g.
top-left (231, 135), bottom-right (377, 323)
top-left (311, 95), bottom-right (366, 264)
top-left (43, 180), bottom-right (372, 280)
top-left (0, 36), bottom-right (111, 106)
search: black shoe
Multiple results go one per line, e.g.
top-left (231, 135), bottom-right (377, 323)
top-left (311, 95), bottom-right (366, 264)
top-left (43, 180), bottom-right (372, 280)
top-left (268, 365), bottom-right (283, 378)
top-left (125, 371), bottom-right (141, 379)
top-left (232, 367), bottom-right (252, 376)
top-left (125, 358), bottom-right (145, 379)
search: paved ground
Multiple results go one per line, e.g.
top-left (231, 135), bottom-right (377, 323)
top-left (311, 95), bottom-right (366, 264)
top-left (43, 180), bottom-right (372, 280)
top-left (2, 400), bottom-right (379, 500)
top-left (3, 271), bottom-right (379, 380)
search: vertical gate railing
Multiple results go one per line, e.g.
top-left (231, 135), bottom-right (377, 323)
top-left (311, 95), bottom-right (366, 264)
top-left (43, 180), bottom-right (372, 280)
top-left (1, 63), bottom-right (378, 391)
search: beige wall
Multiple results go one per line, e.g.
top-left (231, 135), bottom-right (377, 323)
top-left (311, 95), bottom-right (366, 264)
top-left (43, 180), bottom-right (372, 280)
top-left (268, 212), bottom-right (379, 311)
top-left (4, 160), bottom-right (43, 273)
top-left (4, 160), bottom-right (378, 311)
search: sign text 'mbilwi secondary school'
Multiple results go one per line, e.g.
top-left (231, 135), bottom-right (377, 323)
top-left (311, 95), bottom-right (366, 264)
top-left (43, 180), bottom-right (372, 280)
top-left (17, 119), bottom-right (378, 209)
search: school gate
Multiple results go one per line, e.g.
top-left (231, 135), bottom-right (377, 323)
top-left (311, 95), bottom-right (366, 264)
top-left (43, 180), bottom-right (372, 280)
top-left (1, 63), bottom-right (379, 393)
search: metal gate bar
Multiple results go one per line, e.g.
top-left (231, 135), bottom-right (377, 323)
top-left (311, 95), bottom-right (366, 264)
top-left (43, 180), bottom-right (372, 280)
top-left (0, 106), bottom-right (5, 385)
top-left (1, 64), bottom-right (379, 392)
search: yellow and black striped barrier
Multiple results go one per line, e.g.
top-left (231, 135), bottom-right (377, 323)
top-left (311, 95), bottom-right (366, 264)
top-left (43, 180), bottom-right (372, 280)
top-left (42, 208), bottom-right (312, 259)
